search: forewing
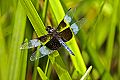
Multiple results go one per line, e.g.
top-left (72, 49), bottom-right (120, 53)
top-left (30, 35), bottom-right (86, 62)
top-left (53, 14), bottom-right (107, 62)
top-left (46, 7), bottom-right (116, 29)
top-left (30, 46), bottom-right (54, 61)
top-left (59, 28), bottom-right (73, 42)
top-left (20, 39), bottom-right (42, 49)
top-left (45, 37), bottom-right (61, 50)
top-left (56, 19), bottom-right (67, 31)
top-left (64, 8), bottom-right (76, 24)
top-left (38, 34), bottom-right (51, 43)
top-left (56, 8), bottom-right (76, 32)
top-left (64, 8), bottom-right (87, 35)
top-left (70, 18), bottom-right (87, 35)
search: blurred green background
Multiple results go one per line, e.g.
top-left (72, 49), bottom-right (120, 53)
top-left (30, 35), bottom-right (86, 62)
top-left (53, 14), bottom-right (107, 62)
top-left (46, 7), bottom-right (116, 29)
top-left (0, 0), bottom-right (119, 80)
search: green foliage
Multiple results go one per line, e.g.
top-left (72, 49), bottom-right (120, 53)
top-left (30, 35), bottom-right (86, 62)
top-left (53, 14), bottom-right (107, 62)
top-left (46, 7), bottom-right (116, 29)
top-left (0, 0), bottom-right (119, 80)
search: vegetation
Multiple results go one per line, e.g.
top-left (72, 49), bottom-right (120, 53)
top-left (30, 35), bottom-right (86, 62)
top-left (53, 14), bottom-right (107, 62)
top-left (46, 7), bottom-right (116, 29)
top-left (0, 0), bottom-right (119, 80)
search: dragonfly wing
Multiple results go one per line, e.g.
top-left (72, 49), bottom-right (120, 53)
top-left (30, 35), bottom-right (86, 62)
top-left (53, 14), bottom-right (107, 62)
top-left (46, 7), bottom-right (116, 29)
top-left (30, 46), bottom-right (54, 61)
top-left (64, 8), bottom-right (87, 35)
top-left (45, 37), bottom-right (61, 50)
top-left (64, 8), bottom-right (76, 23)
top-left (56, 8), bottom-right (76, 32)
top-left (59, 28), bottom-right (72, 42)
top-left (70, 18), bottom-right (87, 35)
top-left (58, 38), bottom-right (74, 55)
top-left (57, 19), bottom-right (67, 31)
top-left (20, 39), bottom-right (42, 49)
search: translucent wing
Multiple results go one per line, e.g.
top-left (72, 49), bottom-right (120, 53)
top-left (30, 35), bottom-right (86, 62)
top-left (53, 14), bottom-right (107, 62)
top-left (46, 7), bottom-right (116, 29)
top-left (30, 46), bottom-right (55, 61)
top-left (20, 39), bottom-right (42, 49)
top-left (64, 8), bottom-right (76, 24)
top-left (56, 8), bottom-right (76, 32)
top-left (64, 8), bottom-right (87, 35)
top-left (58, 38), bottom-right (74, 55)
top-left (70, 18), bottom-right (87, 35)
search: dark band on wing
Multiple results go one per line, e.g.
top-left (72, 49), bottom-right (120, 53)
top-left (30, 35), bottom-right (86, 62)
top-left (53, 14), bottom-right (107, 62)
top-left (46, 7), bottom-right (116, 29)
top-left (45, 37), bottom-right (61, 50)
top-left (59, 28), bottom-right (73, 42)
top-left (57, 19), bottom-right (67, 31)
top-left (38, 35), bottom-right (50, 42)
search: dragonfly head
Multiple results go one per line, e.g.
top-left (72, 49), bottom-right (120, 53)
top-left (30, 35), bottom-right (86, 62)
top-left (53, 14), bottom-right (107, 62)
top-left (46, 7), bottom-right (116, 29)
top-left (46, 26), bottom-right (54, 33)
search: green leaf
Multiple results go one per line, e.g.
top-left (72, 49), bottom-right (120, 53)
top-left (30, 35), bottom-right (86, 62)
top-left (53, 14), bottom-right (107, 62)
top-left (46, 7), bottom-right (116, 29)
top-left (105, 0), bottom-right (118, 72)
top-left (8, 1), bottom-right (26, 80)
top-left (49, 0), bottom-right (86, 75)
top-left (49, 0), bottom-right (65, 23)
top-left (19, 39), bottom-right (28, 80)
top-left (0, 17), bottom-right (8, 80)
top-left (42, 0), bottom-right (49, 23)
top-left (20, 0), bottom-right (47, 37)
top-left (32, 46), bottom-right (40, 80)
top-left (80, 66), bottom-right (92, 80)
top-left (49, 51), bottom-right (72, 80)
top-left (37, 67), bottom-right (48, 80)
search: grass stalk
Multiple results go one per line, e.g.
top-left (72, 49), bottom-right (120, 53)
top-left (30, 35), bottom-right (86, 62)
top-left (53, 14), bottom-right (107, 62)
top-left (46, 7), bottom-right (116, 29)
top-left (105, 0), bottom-right (119, 72)
top-left (49, 0), bottom-right (86, 75)
top-left (8, 1), bottom-right (26, 80)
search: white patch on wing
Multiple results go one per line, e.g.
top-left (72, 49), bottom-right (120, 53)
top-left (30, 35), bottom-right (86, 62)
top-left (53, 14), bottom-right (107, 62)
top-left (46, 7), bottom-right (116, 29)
top-left (64, 15), bottom-right (72, 23)
top-left (40, 46), bottom-right (54, 55)
top-left (70, 18), bottom-right (87, 35)
top-left (30, 46), bottom-right (54, 61)
top-left (70, 23), bottom-right (79, 35)
top-left (20, 39), bottom-right (41, 49)
top-left (30, 39), bottom-right (41, 47)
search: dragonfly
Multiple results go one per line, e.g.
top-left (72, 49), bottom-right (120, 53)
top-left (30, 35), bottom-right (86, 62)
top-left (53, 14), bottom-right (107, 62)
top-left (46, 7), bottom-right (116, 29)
top-left (20, 8), bottom-right (87, 61)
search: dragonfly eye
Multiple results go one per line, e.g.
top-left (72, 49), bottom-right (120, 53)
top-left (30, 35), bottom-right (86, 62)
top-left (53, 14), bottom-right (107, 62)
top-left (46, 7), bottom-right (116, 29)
top-left (46, 26), bottom-right (51, 31)
top-left (50, 28), bottom-right (54, 32)
top-left (46, 26), bottom-right (54, 33)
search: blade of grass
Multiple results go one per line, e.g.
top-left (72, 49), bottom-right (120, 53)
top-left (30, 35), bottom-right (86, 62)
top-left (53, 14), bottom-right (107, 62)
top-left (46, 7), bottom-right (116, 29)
top-left (45, 58), bottom-right (50, 75)
top-left (45, 60), bottom-right (52, 78)
top-left (80, 66), bottom-right (92, 80)
top-left (77, 1), bottom-right (113, 79)
top-left (77, 10), bottom-right (113, 79)
top-left (42, 0), bottom-right (49, 23)
top-left (20, 0), bottom-right (47, 37)
top-left (86, 42), bottom-right (113, 79)
top-left (49, 0), bottom-right (86, 75)
top-left (105, 0), bottom-right (118, 72)
top-left (31, 0), bottom-right (39, 10)
top-left (8, 1), bottom-right (26, 80)
top-left (118, 17), bottom-right (120, 80)
top-left (19, 39), bottom-right (28, 80)
top-left (37, 67), bottom-right (48, 80)
top-left (32, 46), bottom-right (40, 80)
top-left (0, 20), bottom-right (8, 80)
top-left (86, 44), bottom-right (104, 74)
top-left (49, 51), bottom-right (72, 80)
top-left (49, 0), bottom-right (65, 23)
top-left (95, 2), bottom-right (112, 49)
